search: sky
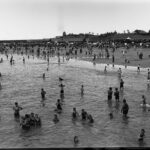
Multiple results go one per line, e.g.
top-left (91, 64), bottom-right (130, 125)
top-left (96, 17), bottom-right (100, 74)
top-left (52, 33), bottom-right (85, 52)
top-left (0, 0), bottom-right (150, 40)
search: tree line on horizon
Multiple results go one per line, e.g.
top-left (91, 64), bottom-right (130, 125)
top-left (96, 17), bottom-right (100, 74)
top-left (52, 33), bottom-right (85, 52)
top-left (62, 29), bottom-right (150, 38)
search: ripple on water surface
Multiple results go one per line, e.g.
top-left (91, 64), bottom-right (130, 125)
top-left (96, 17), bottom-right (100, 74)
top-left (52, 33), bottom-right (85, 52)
top-left (0, 54), bottom-right (150, 148)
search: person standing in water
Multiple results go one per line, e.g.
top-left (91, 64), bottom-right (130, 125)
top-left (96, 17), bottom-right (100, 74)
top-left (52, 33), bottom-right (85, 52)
top-left (41, 88), bottom-right (46, 100)
top-left (72, 107), bottom-right (79, 120)
top-left (43, 73), bottom-right (45, 79)
top-left (142, 95), bottom-right (146, 105)
top-left (53, 114), bottom-right (59, 123)
top-left (104, 66), bottom-right (107, 74)
top-left (112, 54), bottom-right (115, 67)
top-left (108, 87), bottom-right (113, 101)
top-left (13, 102), bottom-right (23, 118)
top-left (114, 88), bottom-right (119, 101)
top-left (120, 78), bottom-right (124, 91)
top-left (137, 64), bottom-right (140, 73)
top-left (81, 85), bottom-right (84, 96)
top-left (0, 82), bottom-right (2, 90)
top-left (138, 129), bottom-right (145, 141)
top-left (121, 99), bottom-right (129, 118)
top-left (23, 57), bottom-right (25, 64)
top-left (147, 68), bottom-right (150, 86)
top-left (59, 83), bottom-right (65, 95)
top-left (118, 68), bottom-right (122, 79)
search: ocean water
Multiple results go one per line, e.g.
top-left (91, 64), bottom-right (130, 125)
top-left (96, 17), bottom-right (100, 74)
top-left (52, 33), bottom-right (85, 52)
top-left (0, 53), bottom-right (150, 148)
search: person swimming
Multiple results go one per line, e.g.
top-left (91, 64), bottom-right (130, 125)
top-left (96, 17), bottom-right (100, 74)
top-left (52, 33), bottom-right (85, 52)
top-left (13, 102), bottom-right (23, 118)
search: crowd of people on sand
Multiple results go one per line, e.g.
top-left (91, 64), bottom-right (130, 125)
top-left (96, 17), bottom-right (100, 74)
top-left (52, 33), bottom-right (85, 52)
top-left (0, 40), bottom-right (150, 145)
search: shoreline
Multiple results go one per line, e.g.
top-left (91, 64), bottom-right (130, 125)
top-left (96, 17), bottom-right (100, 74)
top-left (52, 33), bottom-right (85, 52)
top-left (77, 53), bottom-right (150, 69)
top-left (77, 56), bottom-right (150, 69)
